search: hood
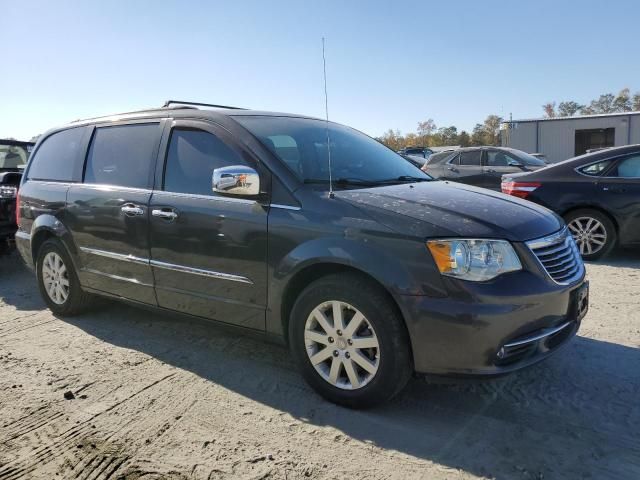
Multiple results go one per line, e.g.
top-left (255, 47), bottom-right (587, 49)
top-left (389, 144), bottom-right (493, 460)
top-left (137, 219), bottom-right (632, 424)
top-left (335, 181), bottom-right (562, 242)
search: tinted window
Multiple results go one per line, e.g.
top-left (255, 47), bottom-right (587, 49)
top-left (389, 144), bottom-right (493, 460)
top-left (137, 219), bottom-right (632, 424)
top-left (428, 151), bottom-right (454, 164)
top-left (487, 151), bottom-right (513, 167)
top-left (612, 155), bottom-right (640, 178)
top-left (27, 128), bottom-right (84, 181)
top-left (0, 144), bottom-right (29, 169)
top-left (448, 153), bottom-right (460, 165)
top-left (580, 160), bottom-right (611, 176)
top-left (509, 150), bottom-right (546, 166)
top-left (84, 124), bottom-right (158, 189)
top-left (235, 116), bottom-right (428, 183)
top-left (164, 129), bottom-right (247, 196)
top-left (459, 151), bottom-right (481, 166)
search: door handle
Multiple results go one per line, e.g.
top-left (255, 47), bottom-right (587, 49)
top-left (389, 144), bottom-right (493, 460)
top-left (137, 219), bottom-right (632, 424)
top-left (121, 204), bottom-right (144, 216)
top-left (447, 166), bottom-right (458, 172)
top-left (487, 169), bottom-right (497, 173)
top-left (602, 186), bottom-right (626, 193)
top-left (152, 208), bottom-right (178, 221)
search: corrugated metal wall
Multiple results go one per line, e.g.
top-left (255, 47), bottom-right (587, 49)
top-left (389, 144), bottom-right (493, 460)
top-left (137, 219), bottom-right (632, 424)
top-left (503, 122), bottom-right (537, 153)
top-left (503, 114), bottom-right (640, 163)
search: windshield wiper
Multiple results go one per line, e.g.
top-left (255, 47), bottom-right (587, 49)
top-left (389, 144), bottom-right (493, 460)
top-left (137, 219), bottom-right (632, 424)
top-left (304, 178), bottom-right (380, 187)
top-left (377, 175), bottom-right (432, 184)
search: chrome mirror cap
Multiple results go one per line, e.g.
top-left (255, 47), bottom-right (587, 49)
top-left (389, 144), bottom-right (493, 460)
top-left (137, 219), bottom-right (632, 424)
top-left (212, 165), bottom-right (260, 196)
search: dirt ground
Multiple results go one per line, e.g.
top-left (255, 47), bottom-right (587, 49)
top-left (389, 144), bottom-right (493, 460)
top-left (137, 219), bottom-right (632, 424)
top-left (0, 250), bottom-right (639, 480)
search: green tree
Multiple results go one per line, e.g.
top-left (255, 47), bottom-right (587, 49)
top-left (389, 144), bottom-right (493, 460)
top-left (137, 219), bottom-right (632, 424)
top-left (379, 129), bottom-right (405, 151)
top-left (483, 115), bottom-right (503, 146)
top-left (471, 123), bottom-right (487, 145)
top-left (557, 101), bottom-right (583, 117)
top-left (613, 88), bottom-right (632, 112)
top-left (583, 93), bottom-right (616, 114)
top-left (458, 131), bottom-right (471, 147)
top-left (416, 119), bottom-right (436, 146)
top-left (542, 102), bottom-right (556, 118)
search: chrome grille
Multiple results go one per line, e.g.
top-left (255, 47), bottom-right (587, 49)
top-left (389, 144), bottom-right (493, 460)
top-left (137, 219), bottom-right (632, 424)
top-left (526, 228), bottom-right (584, 284)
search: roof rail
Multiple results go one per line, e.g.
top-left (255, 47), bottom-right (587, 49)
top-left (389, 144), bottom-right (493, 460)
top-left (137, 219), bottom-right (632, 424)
top-left (162, 100), bottom-right (248, 110)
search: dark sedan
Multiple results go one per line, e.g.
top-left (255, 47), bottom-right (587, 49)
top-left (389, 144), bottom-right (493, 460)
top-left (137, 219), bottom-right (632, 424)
top-left (502, 144), bottom-right (640, 260)
top-left (423, 146), bottom-right (547, 190)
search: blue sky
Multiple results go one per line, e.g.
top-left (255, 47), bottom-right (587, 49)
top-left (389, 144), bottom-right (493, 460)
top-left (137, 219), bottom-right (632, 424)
top-left (2, 0), bottom-right (639, 140)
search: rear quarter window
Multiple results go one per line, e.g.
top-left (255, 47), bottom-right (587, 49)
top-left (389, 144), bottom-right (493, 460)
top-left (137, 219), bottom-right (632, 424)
top-left (27, 127), bottom-right (86, 182)
top-left (579, 160), bottom-right (612, 176)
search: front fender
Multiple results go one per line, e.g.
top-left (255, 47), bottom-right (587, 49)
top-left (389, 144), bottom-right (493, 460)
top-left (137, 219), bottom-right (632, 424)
top-left (266, 235), bottom-right (447, 338)
top-left (274, 236), bottom-right (417, 295)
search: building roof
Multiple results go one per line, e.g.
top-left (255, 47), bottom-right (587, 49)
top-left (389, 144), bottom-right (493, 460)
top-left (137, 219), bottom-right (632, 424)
top-left (504, 111), bottom-right (640, 124)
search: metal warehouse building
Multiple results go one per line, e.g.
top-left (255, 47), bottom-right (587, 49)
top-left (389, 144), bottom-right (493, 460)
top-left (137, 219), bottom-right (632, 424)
top-left (501, 111), bottom-right (640, 163)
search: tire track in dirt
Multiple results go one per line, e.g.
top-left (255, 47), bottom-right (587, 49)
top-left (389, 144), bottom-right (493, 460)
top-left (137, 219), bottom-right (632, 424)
top-left (0, 319), bottom-right (57, 338)
top-left (0, 373), bottom-right (176, 480)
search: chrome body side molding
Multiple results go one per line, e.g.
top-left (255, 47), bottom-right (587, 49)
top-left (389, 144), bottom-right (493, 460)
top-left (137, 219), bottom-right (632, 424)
top-left (150, 260), bottom-right (254, 285)
top-left (79, 247), bottom-right (149, 266)
top-left (80, 247), bottom-right (253, 285)
top-left (270, 203), bottom-right (301, 211)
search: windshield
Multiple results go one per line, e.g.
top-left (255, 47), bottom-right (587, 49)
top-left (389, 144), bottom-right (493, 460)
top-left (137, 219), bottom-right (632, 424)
top-left (0, 143), bottom-right (31, 170)
top-left (235, 116), bottom-right (430, 185)
top-left (510, 150), bottom-right (547, 166)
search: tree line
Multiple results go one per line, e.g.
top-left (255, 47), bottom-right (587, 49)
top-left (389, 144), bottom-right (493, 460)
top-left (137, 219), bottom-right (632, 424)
top-left (378, 87), bottom-right (640, 151)
top-left (377, 114), bottom-right (503, 151)
top-left (542, 87), bottom-right (640, 118)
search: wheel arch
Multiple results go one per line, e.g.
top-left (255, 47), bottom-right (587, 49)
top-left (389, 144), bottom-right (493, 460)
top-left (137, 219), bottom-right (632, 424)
top-left (560, 205), bottom-right (619, 234)
top-left (30, 215), bottom-right (79, 269)
top-left (279, 261), bottom-right (410, 353)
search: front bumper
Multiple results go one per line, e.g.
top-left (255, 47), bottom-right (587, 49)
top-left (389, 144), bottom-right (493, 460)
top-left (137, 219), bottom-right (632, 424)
top-left (398, 266), bottom-right (588, 376)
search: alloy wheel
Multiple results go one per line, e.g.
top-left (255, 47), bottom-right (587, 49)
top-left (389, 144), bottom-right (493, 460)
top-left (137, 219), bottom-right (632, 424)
top-left (568, 216), bottom-right (607, 256)
top-left (304, 301), bottom-right (380, 390)
top-left (42, 252), bottom-right (70, 305)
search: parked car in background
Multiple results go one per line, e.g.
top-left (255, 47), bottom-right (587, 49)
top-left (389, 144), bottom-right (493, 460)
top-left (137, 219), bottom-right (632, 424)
top-left (502, 144), bottom-right (640, 260)
top-left (422, 146), bottom-right (547, 190)
top-left (398, 146), bottom-right (433, 159)
top-left (0, 140), bottom-right (34, 253)
top-left (420, 149), bottom-right (456, 170)
top-left (16, 103), bottom-right (587, 408)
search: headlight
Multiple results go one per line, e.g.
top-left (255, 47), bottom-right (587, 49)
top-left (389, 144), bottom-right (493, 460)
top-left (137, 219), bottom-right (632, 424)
top-left (0, 186), bottom-right (17, 199)
top-left (427, 239), bottom-right (522, 281)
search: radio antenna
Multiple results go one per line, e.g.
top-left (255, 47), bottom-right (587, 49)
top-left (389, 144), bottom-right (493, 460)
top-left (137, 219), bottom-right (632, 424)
top-left (322, 37), bottom-right (334, 198)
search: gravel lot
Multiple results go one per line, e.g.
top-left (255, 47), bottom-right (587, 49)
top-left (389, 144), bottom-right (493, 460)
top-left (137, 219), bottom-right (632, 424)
top-left (1, 250), bottom-right (639, 480)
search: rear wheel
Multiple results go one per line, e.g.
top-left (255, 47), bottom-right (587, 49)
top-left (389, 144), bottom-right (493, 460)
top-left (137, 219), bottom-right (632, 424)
top-left (36, 239), bottom-right (93, 315)
top-left (289, 273), bottom-right (412, 408)
top-left (564, 209), bottom-right (616, 260)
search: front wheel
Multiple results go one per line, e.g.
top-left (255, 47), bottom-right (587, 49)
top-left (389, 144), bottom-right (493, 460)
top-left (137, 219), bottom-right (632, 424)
top-left (289, 273), bottom-right (412, 408)
top-left (564, 209), bottom-right (616, 260)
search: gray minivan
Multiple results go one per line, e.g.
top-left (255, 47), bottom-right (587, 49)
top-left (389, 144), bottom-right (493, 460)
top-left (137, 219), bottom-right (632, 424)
top-left (16, 103), bottom-right (588, 408)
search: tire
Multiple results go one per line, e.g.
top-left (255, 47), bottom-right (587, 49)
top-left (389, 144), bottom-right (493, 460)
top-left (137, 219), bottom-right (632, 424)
top-left (36, 239), bottom-right (93, 316)
top-left (564, 209), bottom-right (616, 261)
top-left (289, 273), bottom-right (412, 409)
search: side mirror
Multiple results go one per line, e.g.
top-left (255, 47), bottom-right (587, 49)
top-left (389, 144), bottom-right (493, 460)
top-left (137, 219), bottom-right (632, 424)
top-left (212, 165), bottom-right (260, 196)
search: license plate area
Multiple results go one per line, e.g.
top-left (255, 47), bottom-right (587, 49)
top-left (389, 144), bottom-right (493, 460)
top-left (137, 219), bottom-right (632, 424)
top-left (570, 282), bottom-right (589, 321)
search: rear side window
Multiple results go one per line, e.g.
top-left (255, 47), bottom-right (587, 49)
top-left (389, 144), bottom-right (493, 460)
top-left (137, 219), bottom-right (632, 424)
top-left (27, 127), bottom-right (85, 181)
top-left (84, 124), bottom-right (158, 189)
top-left (459, 151), bottom-right (481, 166)
top-left (163, 128), bottom-right (247, 196)
top-left (611, 155), bottom-right (640, 178)
top-left (579, 160), bottom-right (611, 176)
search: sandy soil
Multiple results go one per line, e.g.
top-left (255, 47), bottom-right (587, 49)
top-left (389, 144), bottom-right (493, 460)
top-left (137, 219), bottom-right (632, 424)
top-left (0, 250), bottom-right (639, 480)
